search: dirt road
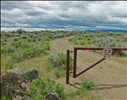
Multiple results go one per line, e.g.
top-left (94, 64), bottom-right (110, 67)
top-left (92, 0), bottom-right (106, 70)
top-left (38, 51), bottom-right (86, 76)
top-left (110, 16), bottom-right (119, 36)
top-left (50, 36), bottom-right (127, 100)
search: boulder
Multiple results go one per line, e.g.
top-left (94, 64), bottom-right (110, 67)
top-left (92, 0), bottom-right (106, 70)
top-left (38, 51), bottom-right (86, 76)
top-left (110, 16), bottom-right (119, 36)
top-left (2, 68), bottom-right (38, 82)
top-left (1, 68), bottom-right (38, 99)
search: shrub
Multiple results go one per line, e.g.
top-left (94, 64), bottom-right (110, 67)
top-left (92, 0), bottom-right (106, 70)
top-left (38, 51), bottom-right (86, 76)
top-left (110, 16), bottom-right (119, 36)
top-left (82, 80), bottom-right (95, 90)
top-left (48, 53), bottom-right (73, 69)
top-left (55, 70), bottom-right (61, 78)
top-left (32, 39), bottom-right (36, 42)
top-left (21, 43), bottom-right (32, 49)
top-left (14, 34), bottom-right (20, 37)
top-left (47, 55), bottom-right (59, 67)
top-left (80, 40), bottom-right (86, 45)
top-left (8, 37), bottom-right (51, 62)
top-left (1, 39), bottom-right (7, 46)
top-left (42, 42), bottom-right (50, 50)
top-left (1, 96), bottom-right (9, 100)
top-left (38, 37), bottom-right (41, 41)
top-left (115, 51), bottom-right (127, 57)
top-left (12, 40), bottom-right (22, 48)
top-left (3, 38), bottom-right (7, 42)
top-left (21, 35), bottom-right (27, 39)
top-left (13, 37), bottom-right (19, 41)
top-left (1, 46), bottom-right (15, 54)
top-left (27, 38), bottom-right (32, 42)
top-left (108, 42), bottom-right (116, 47)
top-left (11, 52), bottom-right (23, 62)
top-left (28, 77), bottom-right (65, 99)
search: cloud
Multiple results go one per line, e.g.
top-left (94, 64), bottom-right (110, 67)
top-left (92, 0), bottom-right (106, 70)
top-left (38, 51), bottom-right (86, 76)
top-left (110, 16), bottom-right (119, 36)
top-left (1, 1), bottom-right (127, 31)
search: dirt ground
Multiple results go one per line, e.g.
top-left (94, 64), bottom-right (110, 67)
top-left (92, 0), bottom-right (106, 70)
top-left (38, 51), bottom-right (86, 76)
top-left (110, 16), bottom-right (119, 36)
top-left (50, 36), bottom-right (127, 100)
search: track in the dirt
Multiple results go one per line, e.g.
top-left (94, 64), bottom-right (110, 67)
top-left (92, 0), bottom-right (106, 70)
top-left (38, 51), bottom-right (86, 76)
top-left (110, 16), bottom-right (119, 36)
top-left (50, 36), bottom-right (127, 100)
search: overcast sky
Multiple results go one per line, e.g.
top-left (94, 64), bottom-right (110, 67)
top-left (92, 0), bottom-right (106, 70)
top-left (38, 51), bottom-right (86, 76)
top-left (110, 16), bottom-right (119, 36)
top-left (1, 1), bottom-right (127, 31)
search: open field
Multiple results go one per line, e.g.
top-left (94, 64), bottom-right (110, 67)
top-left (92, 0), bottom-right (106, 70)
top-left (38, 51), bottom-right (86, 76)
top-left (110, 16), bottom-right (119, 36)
top-left (1, 30), bottom-right (127, 100)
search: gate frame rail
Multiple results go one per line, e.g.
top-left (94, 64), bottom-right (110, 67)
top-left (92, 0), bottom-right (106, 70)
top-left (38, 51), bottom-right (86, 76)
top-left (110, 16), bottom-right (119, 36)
top-left (66, 47), bottom-right (127, 84)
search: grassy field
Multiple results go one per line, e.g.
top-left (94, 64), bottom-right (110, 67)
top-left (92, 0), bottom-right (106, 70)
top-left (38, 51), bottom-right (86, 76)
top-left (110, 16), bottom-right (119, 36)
top-left (1, 29), bottom-right (76, 72)
top-left (1, 29), bottom-right (127, 100)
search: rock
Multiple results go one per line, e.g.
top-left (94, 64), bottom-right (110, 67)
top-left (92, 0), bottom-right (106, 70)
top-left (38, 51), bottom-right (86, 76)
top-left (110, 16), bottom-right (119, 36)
top-left (12, 95), bottom-right (31, 100)
top-left (12, 95), bottom-right (25, 100)
top-left (2, 68), bottom-right (38, 82)
top-left (1, 68), bottom-right (38, 99)
top-left (45, 92), bottom-right (60, 100)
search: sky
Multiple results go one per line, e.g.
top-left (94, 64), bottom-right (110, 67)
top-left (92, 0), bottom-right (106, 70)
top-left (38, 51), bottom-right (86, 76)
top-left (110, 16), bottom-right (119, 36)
top-left (1, 1), bottom-right (127, 31)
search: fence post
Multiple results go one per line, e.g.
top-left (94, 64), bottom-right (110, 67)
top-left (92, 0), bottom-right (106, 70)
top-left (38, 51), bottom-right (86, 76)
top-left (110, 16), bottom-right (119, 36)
top-left (73, 48), bottom-right (77, 78)
top-left (66, 50), bottom-right (70, 84)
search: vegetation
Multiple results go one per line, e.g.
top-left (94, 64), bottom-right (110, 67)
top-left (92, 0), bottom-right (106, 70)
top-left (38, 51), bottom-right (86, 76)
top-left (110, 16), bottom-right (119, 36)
top-left (81, 80), bottom-right (95, 90)
top-left (47, 53), bottom-right (73, 70)
top-left (67, 80), bottom-right (98, 100)
top-left (1, 96), bottom-right (9, 100)
top-left (1, 29), bottom-right (126, 100)
top-left (47, 53), bottom-right (73, 78)
top-left (54, 70), bottom-right (61, 78)
top-left (28, 77), bottom-right (66, 100)
top-left (1, 29), bottom-right (76, 70)
top-left (69, 32), bottom-right (127, 57)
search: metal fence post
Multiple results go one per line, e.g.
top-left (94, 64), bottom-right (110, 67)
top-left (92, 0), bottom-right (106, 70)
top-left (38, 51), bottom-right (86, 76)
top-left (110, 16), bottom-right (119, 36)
top-left (73, 48), bottom-right (77, 78)
top-left (66, 50), bottom-right (70, 84)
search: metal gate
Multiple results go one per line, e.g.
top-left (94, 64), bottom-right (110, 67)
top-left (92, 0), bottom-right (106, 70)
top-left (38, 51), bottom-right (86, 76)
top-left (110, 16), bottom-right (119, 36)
top-left (66, 47), bottom-right (127, 84)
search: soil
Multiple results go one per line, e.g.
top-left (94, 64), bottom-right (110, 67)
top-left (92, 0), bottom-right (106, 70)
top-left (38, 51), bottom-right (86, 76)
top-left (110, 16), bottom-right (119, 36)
top-left (50, 36), bottom-right (127, 100)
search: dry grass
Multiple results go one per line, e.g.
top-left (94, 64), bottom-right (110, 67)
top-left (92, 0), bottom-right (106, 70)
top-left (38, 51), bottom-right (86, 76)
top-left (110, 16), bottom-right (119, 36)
top-left (1, 54), bottom-right (54, 78)
top-left (112, 56), bottom-right (127, 64)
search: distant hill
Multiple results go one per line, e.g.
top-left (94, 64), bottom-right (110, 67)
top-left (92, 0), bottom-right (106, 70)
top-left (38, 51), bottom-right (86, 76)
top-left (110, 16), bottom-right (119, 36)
top-left (85, 29), bottom-right (127, 33)
top-left (1, 28), bottom-right (127, 33)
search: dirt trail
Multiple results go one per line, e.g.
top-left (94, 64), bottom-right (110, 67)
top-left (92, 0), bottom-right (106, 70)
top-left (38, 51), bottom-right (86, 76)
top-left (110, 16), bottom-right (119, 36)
top-left (50, 36), bottom-right (127, 100)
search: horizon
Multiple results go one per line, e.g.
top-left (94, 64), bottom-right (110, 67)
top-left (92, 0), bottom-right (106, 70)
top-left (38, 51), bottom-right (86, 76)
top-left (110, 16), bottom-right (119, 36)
top-left (1, 28), bottom-right (127, 33)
